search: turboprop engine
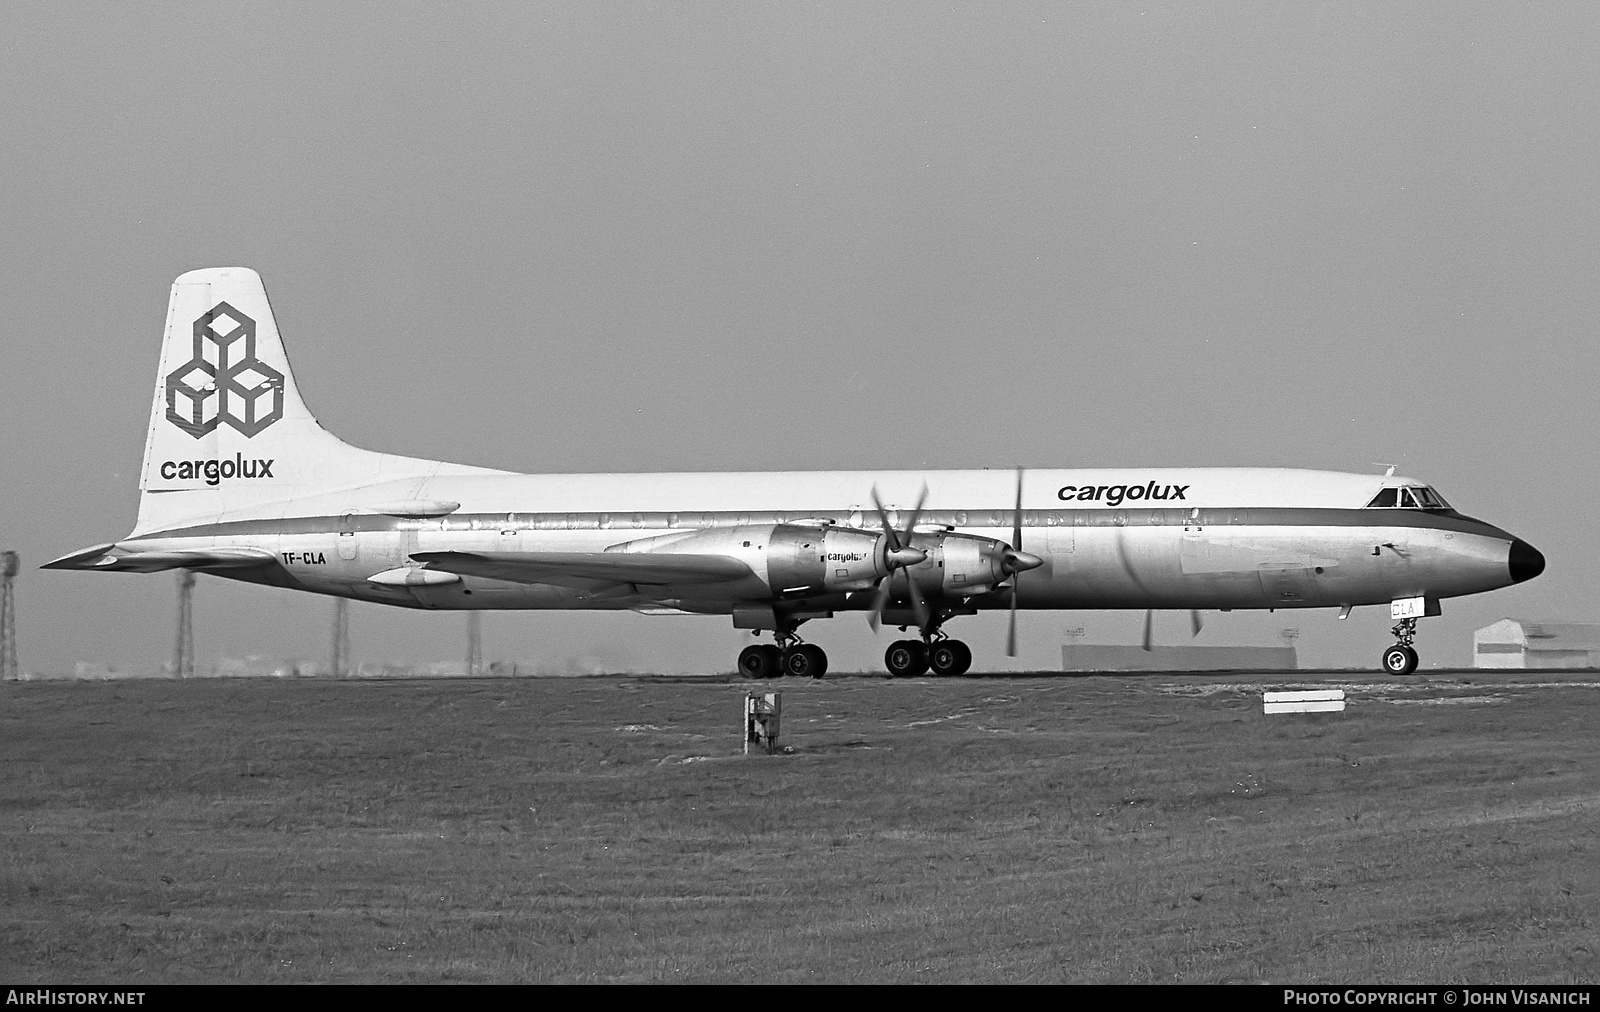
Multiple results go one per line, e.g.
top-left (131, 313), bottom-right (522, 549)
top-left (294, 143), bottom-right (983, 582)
top-left (764, 522), bottom-right (926, 595)
top-left (606, 521), bottom-right (927, 596)
top-left (903, 529), bottom-right (1034, 598)
top-left (606, 518), bottom-right (1039, 603)
top-left (764, 523), bottom-right (1038, 601)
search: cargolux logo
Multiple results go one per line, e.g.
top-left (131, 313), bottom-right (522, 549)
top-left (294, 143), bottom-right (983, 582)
top-left (158, 453), bottom-right (275, 487)
top-left (165, 302), bottom-right (284, 438)
top-left (1058, 482), bottom-right (1190, 506)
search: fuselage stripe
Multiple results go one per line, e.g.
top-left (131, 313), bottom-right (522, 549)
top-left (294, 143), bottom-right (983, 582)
top-left (129, 507), bottom-right (1513, 542)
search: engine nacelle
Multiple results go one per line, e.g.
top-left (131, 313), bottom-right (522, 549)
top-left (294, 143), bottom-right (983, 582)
top-left (610, 522), bottom-right (894, 596)
top-left (766, 523), bottom-right (889, 594)
top-left (923, 531), bottom-right (1016, 597)
top-left (608, 522), bottom-right (1022, 602)
top-left (766, 525), bottom-right (1019, 599)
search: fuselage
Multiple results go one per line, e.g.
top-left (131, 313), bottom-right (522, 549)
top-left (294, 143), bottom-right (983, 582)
top-left (118, 466), bottom-right (1539, 618)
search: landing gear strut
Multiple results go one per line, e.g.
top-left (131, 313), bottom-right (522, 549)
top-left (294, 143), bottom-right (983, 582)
top-left (1382, 617), bottom-right (1419, 676)
top-left (737, 625), bottom-right (828, 680)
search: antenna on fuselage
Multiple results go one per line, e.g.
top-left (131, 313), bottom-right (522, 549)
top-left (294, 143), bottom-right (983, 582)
top-left (1371, 462), bottom-right (1397, 477)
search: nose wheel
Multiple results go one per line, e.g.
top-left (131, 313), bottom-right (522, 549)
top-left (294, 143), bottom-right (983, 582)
top-left (1382, 617), bottom-right (1420, 675)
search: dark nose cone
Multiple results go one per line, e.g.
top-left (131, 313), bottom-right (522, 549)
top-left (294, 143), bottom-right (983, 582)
top-left (1509, 539), bottom-right (1545, 584)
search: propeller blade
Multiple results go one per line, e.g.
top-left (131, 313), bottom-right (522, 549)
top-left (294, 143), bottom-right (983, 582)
top-left (905, 567), bottom-right (930, 633)
top-left (1012, 466), bottom-right (1024, 553)
top-left (902, 484), bottom-right (928, 543)
top-left (870, 487), bottom-right (902, 552)
top-left (1005, 465), bottom-right (1025, 658)
top-left (865, 483), bottom-right (930, 632)
top-left (1141, 609), bottom-right (1154, 652)
top-left (1190, 609), bottom-right (1204, 638)
top-left (867, 577), bottom-right (891, 631)
top-left (1006, 586), bottom-right (1019, 657)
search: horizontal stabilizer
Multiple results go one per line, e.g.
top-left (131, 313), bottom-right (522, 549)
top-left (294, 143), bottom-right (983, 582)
top-left (41, 545), bottom-right (277, 573)
top-left (410, 550), bottom-right (752, 588)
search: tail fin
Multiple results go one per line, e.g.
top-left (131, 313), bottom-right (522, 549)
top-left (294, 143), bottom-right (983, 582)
top-left (136, 268), bottom-right (482, 532)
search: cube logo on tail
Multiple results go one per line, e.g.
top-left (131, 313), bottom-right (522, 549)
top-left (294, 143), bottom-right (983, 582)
top-left (165, 302), bottom-right (284, 438)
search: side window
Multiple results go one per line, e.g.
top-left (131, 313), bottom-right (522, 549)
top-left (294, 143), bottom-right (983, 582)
top-left (1365, 488), bottom-right (1399, 508)
top-left (1415, 487), bottom-right (1449, 509)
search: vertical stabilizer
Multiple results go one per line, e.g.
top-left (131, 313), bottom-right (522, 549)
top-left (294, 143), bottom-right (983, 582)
top-left (135, 268), bottom-right (485, 533)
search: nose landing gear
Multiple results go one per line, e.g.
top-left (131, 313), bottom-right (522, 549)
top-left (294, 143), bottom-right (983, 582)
top-left (1382, 617), bottom-right (1420, 675)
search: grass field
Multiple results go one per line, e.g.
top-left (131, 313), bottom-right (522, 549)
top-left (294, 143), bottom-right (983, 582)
top-left (2, 671), bottom-right (1596, 983)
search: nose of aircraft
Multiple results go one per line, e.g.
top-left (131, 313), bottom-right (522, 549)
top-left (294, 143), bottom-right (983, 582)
top-left (1509, 539), bottom-right (1546, 584)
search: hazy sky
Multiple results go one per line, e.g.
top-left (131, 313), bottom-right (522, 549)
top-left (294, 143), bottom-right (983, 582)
top-left (4, 2), bottom-right (1596, 674)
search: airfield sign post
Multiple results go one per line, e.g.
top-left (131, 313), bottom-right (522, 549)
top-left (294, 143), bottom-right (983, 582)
top-left (173, 570), bottom-right (195, 679)
top-left (331, 598), bottom-right (350, 678)
top-left (1, 551), bottom-right (17, 681)
top-left (467, 611), bottom-right (482, 677)
top-left (744, 691), bottom-right (781, 755)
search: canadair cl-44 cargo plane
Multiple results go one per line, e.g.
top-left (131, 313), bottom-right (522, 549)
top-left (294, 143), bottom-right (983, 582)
top-left (47, 268), bottom-right (1545, 678)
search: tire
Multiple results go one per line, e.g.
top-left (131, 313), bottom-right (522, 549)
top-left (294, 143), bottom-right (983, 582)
top-left (929, 640), bottom-right (972, 677)
top-left (799, 644), bottom-right (828, 679)
top-left (1382, 644), bottom-right (1418, 676)
top-left (885, 640), bottom-right (928, 678)
top-left (783, 646), bottom-right (826, 679)
top-left (738, 644), bottom-right (780, 679)
top-left (949, 640), bottom-right (973, 676)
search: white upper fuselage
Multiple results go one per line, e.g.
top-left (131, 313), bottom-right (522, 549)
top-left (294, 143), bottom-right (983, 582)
top-left (120, 466), bottom-right (1526, 616)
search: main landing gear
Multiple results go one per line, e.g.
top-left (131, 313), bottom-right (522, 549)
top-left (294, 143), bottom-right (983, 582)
top-left (1382, 617), bottom-right (1420, 676)
top-left (885, 636), bottom-right (973, 677)
top-left (737, 628), bottom-right (828, 680)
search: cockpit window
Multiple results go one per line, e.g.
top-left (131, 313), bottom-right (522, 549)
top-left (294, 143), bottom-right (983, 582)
top-left (1413, 486), bottom-right (1450, 509)
top-left (1365, 485), bottom-right (1451, 509)
top-left (1365, 488), bottom-right (1399, 508)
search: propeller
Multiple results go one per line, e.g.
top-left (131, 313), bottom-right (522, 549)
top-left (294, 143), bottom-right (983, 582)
top-left (1004, 467), bottom-right (1045, 657)
top-left (1141, 608), bottom-right (1206, 651)
top-left (867, 485), bottom-right (930, 632)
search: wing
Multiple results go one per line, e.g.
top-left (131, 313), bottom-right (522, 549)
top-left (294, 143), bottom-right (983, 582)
top-left (41, 544), bottom-right (278, 573)
top-left (409, 550), bottom-right (753, 588)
